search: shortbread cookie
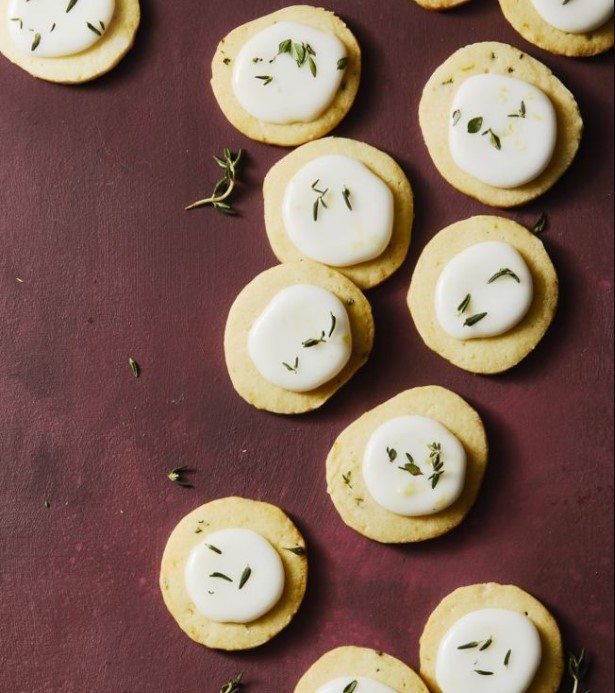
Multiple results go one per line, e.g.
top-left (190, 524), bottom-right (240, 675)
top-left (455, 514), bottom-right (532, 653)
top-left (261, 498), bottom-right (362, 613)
top-left (211, 5), bottom-right (361, 146)
top-left (413, 0), bottom-right (471, 10)
top-left (419, 42), bottom-right (582, 207)
top-left (225, 261), bottom-right (374, 415)
top-left (326, 386), bottom-right (487, 543)
top-left (499, 0), bottom-right (614, 57)
top-left (295, 646), bottom-right (429, 693)
top-left (420, 583), bottom-right (564, 693)
top-left (264, 137), bottom-right (414, 289)
top-left (408, 216), bottom-right (558, 374)
top-left (0, 0), bottom-right (140, 83)
top-left (160, 497), bottom-right (307, 651)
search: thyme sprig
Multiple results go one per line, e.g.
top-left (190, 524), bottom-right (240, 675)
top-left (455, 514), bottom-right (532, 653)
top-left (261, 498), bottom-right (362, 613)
top-left (399, 452), bottom-right (423, 477)
top-left (312, 179), bottom-right (329, 221)
top-left (302, 312), bottom-right (337, 347)
top-left (186, 148), bottom-right (243, 215)
top-left (168, 466), bottom-right (193, 488)
top-left (277, 39), bottom-right (317, 76)
top-left (568, 649), bottom-right (590, 693)
top-left (488, 268), bottom-right (521, 284)
top-left (428, 442), bottom-right (444, 489)
top-left (282, 357), bottom-right (299, 373)
top-left (220, 673), bottom-right (243, 693)
top-left (508, 100), bottom-right (527, 118)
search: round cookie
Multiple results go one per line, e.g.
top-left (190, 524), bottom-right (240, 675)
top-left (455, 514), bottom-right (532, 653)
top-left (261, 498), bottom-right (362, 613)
top-left (294, 646), bottom-right (429, 693)
top-left (418, 41), bottom-right (583, 207)
top-left (419, 583), bottom-right (564, 693)
top-left (499, 0), bottom-right (614, 57)
top-left (264, 137), bottom-right (414, 290)
top-left (408, 215), bottom-right (558, 374)
top-left (0, 0), bottom-right (140, 83)
top-left (413, 0), bottom-right (471, 10)
top-left (326, 386), bottom-right (488, 543)
top-left (159, 497), bottom-right (307, 651)
top-left (224, 261), bottom-right (374, 415)
top-left (210, 5), bottom-right (361, 147)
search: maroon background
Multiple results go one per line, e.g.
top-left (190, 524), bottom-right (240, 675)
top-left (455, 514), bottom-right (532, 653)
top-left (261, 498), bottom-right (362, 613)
top-left (1, 1), bottom-right (613, 692)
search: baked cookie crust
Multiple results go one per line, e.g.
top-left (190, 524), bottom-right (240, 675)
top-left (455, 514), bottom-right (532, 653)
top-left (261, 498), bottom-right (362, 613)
top-left (407, 215), bottom-right (559, 374)
top-left (419, 583), bottom-right (564, 693)
top-left (294, 646), bottom-right (429, 693)
top-left (0, 0), bottom-right (140, 83)
top-left (224, 261), bottom-right (374, 415)
top-left (413, 0), bottom-right (471, 10)
top-left (326, 386), bottom-right (488, 543)
top-left (263, 137), bottom-right (414, 290)
top-left (160, 497), bottom-right (307, 651)
top-left (499, 0), bottom-right (614, 57)
top-left (418, 41), bottom-right (583, 207)
top-left (210, 5), bottom-right (361, 147)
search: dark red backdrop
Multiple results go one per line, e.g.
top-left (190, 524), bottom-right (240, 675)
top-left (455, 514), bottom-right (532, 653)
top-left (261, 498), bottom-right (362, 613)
top-left (1, 1), bottom-right (613, 692)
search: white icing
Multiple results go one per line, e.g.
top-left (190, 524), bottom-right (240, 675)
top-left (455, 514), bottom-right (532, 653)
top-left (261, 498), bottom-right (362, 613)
top-left (248, 284), bottom-right (352, 393)
top-left (184, 528), bottom-right (284, 624)
top-left (316, 677), bottom-right (398, 693)
top-left (449, 74), bottom-right (557, 188)
top-left (232, 21), bottom-right (347, 124)
top-left (435, 241), bottom-right (533, 340)
top-left (436, 608), bottom-right (542, 693)
top-left (362, 416), bottom-right (466, 517)
top-left (282, 154), bottom-right (394, 268)
top-left (531, 0), bottom-right (613, 33)
top-left (7, 0), bottom-right (114, 58)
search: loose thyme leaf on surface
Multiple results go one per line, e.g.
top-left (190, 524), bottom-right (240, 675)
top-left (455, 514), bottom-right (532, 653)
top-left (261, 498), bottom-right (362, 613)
top-left (533, 212), bottom-right (548, 235)
top-left (568, 649), bottom-right (590, 693)
top-left (128, 357), bottom-right (140, 378)
top-left (168, 466), bottom-right (193, 488)
top-left (220, 672), bottom-right (243, 693)
top-left (488, 267), bottom-right (521, 284)
top-left (186, 148), bottom-right (243, 215)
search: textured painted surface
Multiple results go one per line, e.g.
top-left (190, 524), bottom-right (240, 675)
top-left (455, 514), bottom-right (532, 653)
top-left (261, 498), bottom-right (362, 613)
top-left (0, 1), bottom-right (612, 692)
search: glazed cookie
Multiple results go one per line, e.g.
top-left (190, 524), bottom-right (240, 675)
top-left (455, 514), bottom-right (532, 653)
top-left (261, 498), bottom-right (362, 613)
top-left (160, 497), bottom-right (307, 651)
top-left (224, 261), bottom-right (374, 415)
top-left (295, 646), bottom-right (429, 693)
top-left (419, 42), bottom-right (583, 207)
top-left (211, 5), bottom-right (361, 146)
top-left (420, 583), bottom-right (564, 693)
top-left (263, 137), bottom-right (414, 289)
top-left (326, 386), bottom-right (487, 543)
top-left (0, 0), bottom-right (140, 83)
top-left (413, 0), bottom-right (471, 10)
top-left (499, 0), bottom-right (614, 57)
top-left (408, 215), bottom-right (558, 374)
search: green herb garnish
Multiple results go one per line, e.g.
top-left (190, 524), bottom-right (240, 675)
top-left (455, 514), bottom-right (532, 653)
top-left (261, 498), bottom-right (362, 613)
top-left (452, 109), bottom-right (462, 126)
top-left (186, 148), bottom-right (243, 215)
top-left (86, 22), bottom-right (102, 36)
top-left (282, 357), bottom-right (299, 373)
top-left (386, 447), bottom-right (397, 462)
top-left (337, 57), bottom-right (349, 70)
top-left (303, 312), bottom-right (336, 346)
top-left (10, 17), bottom-right (23, 29)
top-left (284, 546), bottom-right (306, 556)
top-left (342, 186), bottom-right (352, 211)
top-left (31, 32), bottom-right (41, 51)
top-left (427, 442), bottom-right (444, 489)
top-left (474, 670), bottom-right (494, 676)
top-left (482, 128), bottom-right (502, 150)
top-left (457, 293), bottom-right (471, 314)
top-left (464, 312), bottom-right (488, 327)
top-left (238, 566), bottom-right (252, 590)
top-left (342, 472), bottom-right (352, 488)
top-left (533, 212), bottom-right (548, 235)
top-left (66, 0), bottom-right (79, 12)
top-left (458, 641), bottom-right (480, 650)
top-left (343, 681), bottom-right (358, 693)
top-left (255, 74), bottom-right (273, 85)
top-left (467, 117), bottom-right (483, 133)
top-left (210, 572), bottom-right (233, 583)
top-left (504, 649), bottom-right (512, 666)
top-left (223, 57), bottom-right (231, 65)
top-left (480, 637), bottom-right (493, 651)
top-left (508, 101), bottom-right (527, 118)
top-left (128, 357), bottom-right (140, 378)
top-left (220, 673), bottom-right (243, 693)
top-left (206, 544), bottom-right (222, 554)
top-left (311, 179), bottom-right (329, 221)
top-left (488, 268), bottom-right (521, 284)
top-left (399, 453), bottom-right (424, 477)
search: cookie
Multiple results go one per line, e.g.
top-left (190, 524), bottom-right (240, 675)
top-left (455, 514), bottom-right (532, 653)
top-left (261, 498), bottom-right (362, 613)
top-left (294, 646), bottom-right (429, 693)
top-left (419, 583), bottom-right (564, 693)
top-left (263, 137), bottom-right (414, 289)
top-left (326, 386), bottom-right (488, 543)
top-left (499, 0), bottom-right (614, 57)
top-left (407, 215), bottom-right (558, 374)
top-left (418, 41), bottom-right (583, 207)
top-left (413, 0), bottom-right (471, 10)
top-left (210, 5), bottom-right (361, 147)
top-left (224, 261), bottom-right (374, 415)
top-left (0, 0), bottom-right (140, 83)
top-left (159, 497), bottom-right (307, 651)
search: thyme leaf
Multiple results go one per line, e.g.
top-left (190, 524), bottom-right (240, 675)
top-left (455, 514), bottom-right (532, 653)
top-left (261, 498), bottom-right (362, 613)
top-left (255, 74), bottom-right (273, 86)
top-left (282, 357), bottom-right (299, 373)
top-left (342, 186), bottom-right (352, 211)
top-left (128, 357), bottom-right (140, 378)
top-left (457, 294), bottom-right (471, 314)
top-left (464, 312), bottom-right (488, 327)
top-left (31, 32), bottom-right (41, 51)
top-left (86, 22), bottom-right (102, 36)
top-left (238, 566), bottom-right (252, 590)
top-left (474, 670), bottom-right (494, 676)
top-left (387, 447), bottom-right (397, 462)
top-left (533, 212), bottom-right (548, 235)
top-left (343, 682), bottom-right (358, 693)
top-left (399, 453), bottom-right (423, 477)
top-left (284, 546), bottom-right (306, 556)
top-left (467, 117), bottom-right (483, 134)
top-left (66, 0), bottom-right (79, 12)
top-left (488, 268), bottom-right (521, 284)
top-left (342, 472), bottom-right (352, 488)
top-left (452, 109), bottom-right (462, 126)
top-left (210, 572), bottom-right (233, 583)
top-left (220, 673), bottom-right (243, 693)
top-left (206, 544), bottom-right (222, 555)
top-left (168, 466), bottom-right (193, 488)
top-left (504, 649), bottom-right (512, 666)
top-left (337, 57), bottom-right (348, 70)
top-left (508, 100), bottom-right (527, 118)
top-left (482, 128), bottom-right (502, 150)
